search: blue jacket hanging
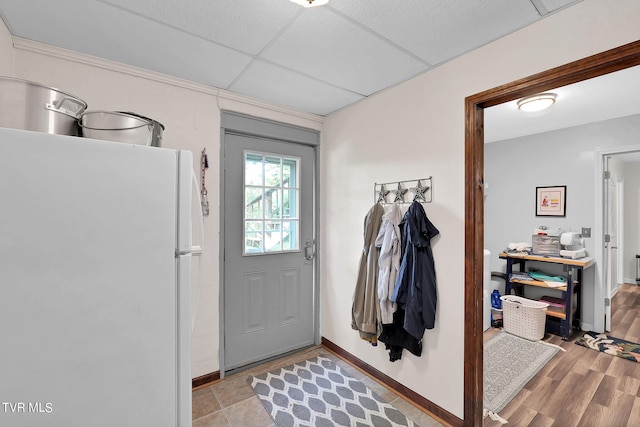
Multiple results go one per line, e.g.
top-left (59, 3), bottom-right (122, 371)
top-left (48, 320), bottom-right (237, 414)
top-left (391, 201), bottom-right (439, 340)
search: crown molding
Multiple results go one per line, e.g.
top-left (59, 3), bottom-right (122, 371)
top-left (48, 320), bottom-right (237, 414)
top-left (13, 37), bottom-right (219, 95)
top-left (12, 37), bottom-right (324, 125)
top-left (217, 88), bottom-right (324, 127)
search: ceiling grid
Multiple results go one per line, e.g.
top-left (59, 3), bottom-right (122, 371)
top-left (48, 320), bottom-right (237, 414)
top-left (0, 0), bottom-right (598, 119)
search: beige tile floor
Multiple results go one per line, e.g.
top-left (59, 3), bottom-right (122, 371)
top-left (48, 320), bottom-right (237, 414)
top-left (192, 345), bottom-right (447, 426)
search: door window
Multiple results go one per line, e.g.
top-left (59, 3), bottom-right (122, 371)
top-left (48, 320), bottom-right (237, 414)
top-left (244, 151), bottom-right (300, 255)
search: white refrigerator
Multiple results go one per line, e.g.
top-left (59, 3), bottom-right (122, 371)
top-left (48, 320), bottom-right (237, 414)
top-left (0, 127), bottom-right (192, 426)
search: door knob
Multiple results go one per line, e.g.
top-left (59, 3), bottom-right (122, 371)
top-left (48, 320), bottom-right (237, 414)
top-left (304, 239), bottom-right (315, 261)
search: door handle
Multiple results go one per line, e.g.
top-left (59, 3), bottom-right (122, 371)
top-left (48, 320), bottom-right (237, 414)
top-left (304, 239), bottom-right (315, 261)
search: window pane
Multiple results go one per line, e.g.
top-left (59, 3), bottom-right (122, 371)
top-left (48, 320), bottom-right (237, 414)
top-left (283, 159), bottom-right (296, 188)
top-left (244, 221), bottom-right (263, 254)
top-left (282, 220), bottom-right (298, 251)
top-left (245, 187), bottom-right (263, 219)
top-left (283, 189), bottom-right (298, 219)
top-left (264, 221), bottom-right (282, 252)
top-left (245, 153), bottom-right (263, 186)
top-left (243, 151), bottom-right (300, 255)
top-left (264, 189), bottom-right (282, 219)
top-left (264, 156), bottom-right (281, 187)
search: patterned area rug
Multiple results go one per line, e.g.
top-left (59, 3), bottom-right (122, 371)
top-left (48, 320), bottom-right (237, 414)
top-left (484, 332), bottom-right (559, 414)
top-left (575, 331), bottom-right (640, 362)
top-left (247, 355), bottom-right (419, 427)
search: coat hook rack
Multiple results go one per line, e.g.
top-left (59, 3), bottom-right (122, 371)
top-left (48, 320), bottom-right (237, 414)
top-left (374, 177), bottom-right (432, 204)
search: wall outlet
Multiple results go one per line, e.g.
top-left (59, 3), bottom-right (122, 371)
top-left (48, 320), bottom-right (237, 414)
top-left (582, 227), bottom-right (591, 238)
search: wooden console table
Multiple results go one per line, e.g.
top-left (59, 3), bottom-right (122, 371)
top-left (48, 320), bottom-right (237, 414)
top-left (499, 252), bottom-right (595, 340)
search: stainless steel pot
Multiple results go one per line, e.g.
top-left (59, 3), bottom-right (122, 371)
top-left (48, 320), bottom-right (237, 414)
top-left (119, 111), bottom-right (164, 147)
top-left (0, 76), bottom-right (88, 136)
top-left (79, 111), bottom-right (164, 147)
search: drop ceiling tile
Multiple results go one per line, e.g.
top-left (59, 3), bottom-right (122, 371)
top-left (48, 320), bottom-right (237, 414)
top-left (260, 6), bottom-right (428, 96)
top-left (100, 0), bottom-right (301, 55)
top-left (0, 0), bottom-right (588, 117)
top-left (328, 0), bottom-right (540, 65)
top-left (540, 0), bottom-right (581, 12)
top-left (228, 60), bottom-right (364, 116)
top-left (0, 0), bottom-right (251, 88)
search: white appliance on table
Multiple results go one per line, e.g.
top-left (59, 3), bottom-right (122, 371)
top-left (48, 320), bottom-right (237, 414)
top-left (0, 127), bottom-right (193, 426)
top-left (560, 231), bottom-right (586, 259)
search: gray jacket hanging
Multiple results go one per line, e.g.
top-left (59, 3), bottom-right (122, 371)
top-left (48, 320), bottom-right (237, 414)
top-left (351, 203), bottom-right (384, 343)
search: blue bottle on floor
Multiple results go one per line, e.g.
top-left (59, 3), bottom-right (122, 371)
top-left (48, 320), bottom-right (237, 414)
top-left (491, 289), bottom-right (502, 327)
top-left (491, 290), bottom-right (502, 310)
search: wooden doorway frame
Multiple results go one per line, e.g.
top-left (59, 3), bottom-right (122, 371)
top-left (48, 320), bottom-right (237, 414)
top-left (464, 40), bottom-right (640, 425)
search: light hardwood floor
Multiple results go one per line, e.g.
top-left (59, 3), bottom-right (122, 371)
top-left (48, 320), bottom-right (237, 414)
top-left (484, 283), bottom-right (640, 427)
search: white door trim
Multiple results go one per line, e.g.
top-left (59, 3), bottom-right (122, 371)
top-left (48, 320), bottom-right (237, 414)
top-left (594, 145), bottom-right (640, 333)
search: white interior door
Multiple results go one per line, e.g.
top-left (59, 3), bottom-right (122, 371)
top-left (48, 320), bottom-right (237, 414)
top-left (616, 177), bottom-right (624, 288)
top-left (223, 132), bottom-right (316, 371)
top-left (604, 156), bottom-right (618, 331)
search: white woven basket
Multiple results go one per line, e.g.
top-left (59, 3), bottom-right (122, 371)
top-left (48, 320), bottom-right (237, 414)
top-left (500, 295), bottom-right (549, 341)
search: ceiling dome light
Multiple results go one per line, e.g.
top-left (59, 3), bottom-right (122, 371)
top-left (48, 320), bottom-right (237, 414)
top-left (517, 93), bottom-right (557, 112)
top-left (290, 0), bottom-right (330, 7)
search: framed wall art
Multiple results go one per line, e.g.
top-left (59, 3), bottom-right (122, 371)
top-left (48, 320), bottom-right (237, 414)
top-left (535, 185), bottom-right (566, 217)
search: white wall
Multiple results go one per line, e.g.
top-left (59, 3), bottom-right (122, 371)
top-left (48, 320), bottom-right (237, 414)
top-left (484, 114), bottom-right (640, 330)
top-left (7, 34), bottom-right (322, 379)
top-left (624, 163), bottom-right (640, 283)
top-left (321, 0), bottom-right (640, 419)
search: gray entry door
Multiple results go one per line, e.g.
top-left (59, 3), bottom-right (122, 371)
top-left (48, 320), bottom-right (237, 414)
top-left (223, 132), bottom-right (316, 371)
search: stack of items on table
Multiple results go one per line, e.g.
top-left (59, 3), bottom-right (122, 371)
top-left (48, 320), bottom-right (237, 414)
top-left (509, 269), bottom-right (569, 306)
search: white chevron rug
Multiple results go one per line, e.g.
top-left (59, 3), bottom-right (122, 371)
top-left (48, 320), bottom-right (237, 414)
top-left (247, 355), bottom-right (419, 427)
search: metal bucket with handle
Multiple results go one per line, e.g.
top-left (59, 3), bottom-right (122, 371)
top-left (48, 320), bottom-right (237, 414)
top-left (79, 111), bottom-right (164, 146)
top-left (0, 76), bottom-right (87, 136)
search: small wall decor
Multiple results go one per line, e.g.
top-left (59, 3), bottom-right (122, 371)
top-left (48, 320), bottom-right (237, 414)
top-left (374, 177), bottom-right (432, 204)
top-left (536, 185), bottom-right (566, 217)
top-left (200, 148), bottom-right (210, 217)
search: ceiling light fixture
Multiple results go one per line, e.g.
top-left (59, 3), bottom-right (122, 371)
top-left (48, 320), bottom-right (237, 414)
top-left (290, 0), bottom-right (330, 7)
top-left (517, 93), bottom-right (557, 112)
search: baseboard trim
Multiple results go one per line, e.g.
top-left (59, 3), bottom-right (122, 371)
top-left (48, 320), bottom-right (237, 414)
top-left (321, 337), bottom-right (462, 427)
top-left (192, 371), bottom-right (220, 389)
